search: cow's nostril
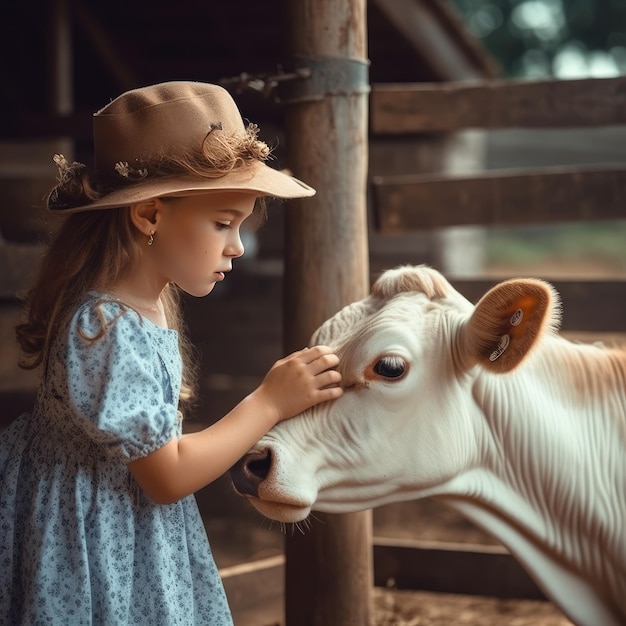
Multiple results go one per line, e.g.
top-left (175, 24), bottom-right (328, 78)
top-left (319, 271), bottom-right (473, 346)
top-left (230, 448), bottom-right (272, 497)
top-left (247, 452), bottom-right (271, 479)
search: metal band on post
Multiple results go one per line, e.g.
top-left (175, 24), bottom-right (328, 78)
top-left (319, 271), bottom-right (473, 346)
top-left (278, 57), bottom-right (370, 103)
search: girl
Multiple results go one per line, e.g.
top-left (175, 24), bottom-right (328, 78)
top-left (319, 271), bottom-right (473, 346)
top-left (0, 81), bottom-right (343, 625)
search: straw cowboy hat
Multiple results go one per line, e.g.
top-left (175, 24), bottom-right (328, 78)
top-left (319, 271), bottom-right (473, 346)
top-left (53, 81), bottom-right (315, 212)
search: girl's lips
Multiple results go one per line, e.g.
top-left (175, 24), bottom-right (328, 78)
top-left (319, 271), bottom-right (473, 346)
top-left (215, 269), bottom-right (231, 281)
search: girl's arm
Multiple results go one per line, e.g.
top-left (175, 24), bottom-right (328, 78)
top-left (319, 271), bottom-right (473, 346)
top-left (128, 345), bottom-right (342, 504)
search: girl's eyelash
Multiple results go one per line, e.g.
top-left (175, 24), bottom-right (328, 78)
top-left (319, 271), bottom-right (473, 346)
top-left (216, 222), bottom-right (231, 230)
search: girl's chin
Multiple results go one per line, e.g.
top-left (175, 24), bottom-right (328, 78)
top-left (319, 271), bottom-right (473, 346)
top-left (176, 283), bottom-right (216, 298)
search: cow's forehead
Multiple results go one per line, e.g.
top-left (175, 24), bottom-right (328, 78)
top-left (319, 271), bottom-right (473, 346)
top-left (311, 266), bottom-right (472, 347)
top-left (311, 299), bottom-right (378, 345)
top-left (312, 294), bottom-right (455, 349)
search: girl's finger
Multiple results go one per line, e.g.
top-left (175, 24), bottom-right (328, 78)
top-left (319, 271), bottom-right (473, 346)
top-left (300, 345), bottom-right (336, 364)
top-left (315, 370), bottom-right (342, 388)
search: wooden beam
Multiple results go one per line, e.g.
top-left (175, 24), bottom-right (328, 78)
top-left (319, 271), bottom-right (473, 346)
top-left (371, 76), bottom-right (626, 133)
top-left (373, 537), bottom-right (545, 600)
top-left (74, 4), bottom-right (137, 91)
top-left (48, 0), bottom-right (73, 115)
top-left (372, 165), bottom-right (626, 231)
top-left (370, 0), bottom-right (493, 81)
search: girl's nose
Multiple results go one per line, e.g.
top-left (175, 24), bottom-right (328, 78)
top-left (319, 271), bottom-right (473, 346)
top-left (225, 231), bottom-right (245, 258)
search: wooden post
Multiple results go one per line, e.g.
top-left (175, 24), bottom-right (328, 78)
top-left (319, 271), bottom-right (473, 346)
top-left (49, 0), bottom-right (73, 116)
top-left (281, 0), bottom-right (372, 625)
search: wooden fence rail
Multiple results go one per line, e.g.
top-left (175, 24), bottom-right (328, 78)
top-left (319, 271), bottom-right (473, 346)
top-left (371, 77), bottom-right (626, 238)
top-left (373, 165), bottom-right (626, 232)
top-left (371, 75), bottom-right (626, 133)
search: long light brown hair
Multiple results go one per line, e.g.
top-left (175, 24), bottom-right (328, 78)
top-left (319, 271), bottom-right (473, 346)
top-left (15, 209), bottom-right (199, 405)
top-left (16, 122), bottom-right (270, 408)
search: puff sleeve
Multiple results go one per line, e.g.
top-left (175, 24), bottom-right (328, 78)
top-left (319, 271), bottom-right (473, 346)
top-left (64, 300), bottom-right (182, 462)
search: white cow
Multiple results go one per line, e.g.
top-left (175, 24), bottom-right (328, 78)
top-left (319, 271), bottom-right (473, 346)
top-left (231, 264), bottom-right (626, 626)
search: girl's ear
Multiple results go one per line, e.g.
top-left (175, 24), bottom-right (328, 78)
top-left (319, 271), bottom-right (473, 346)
top-left (459, 278), bottom-right (561, 373)
top-left (129, 199), bottom-right (160, 236)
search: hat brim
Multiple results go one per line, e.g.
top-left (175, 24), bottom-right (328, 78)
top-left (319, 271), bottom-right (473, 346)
top-left (52, 160), bottom-right (315, 212)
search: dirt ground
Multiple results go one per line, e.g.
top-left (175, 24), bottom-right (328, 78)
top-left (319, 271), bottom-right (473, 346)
top-left (373, 587), bottom-right (573, 626)
top-left (246, 589), bottom-right (574, 626)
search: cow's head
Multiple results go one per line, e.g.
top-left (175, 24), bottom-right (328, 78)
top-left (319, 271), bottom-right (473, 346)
top-left (230, 265), bottom-right (559, 522)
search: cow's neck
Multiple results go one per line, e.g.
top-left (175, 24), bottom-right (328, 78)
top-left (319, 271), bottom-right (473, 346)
top-left (441, 336), bottom-right (626, 626)
top-left (440, 494), bottom-right (622, 626)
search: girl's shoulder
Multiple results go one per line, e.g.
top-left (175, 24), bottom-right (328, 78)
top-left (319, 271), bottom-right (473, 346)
top-left (73, 291), bottom-right (141, 336)
top-left (62, 293), bottom-right (179, 368)
top-left (67, 292), bottom-right (175, 354)
top-left (73, 292), bottom-right (177, 337)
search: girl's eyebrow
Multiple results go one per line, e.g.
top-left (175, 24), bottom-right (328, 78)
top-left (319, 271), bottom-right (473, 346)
top-left (215, 208), bottom-right (252, 218)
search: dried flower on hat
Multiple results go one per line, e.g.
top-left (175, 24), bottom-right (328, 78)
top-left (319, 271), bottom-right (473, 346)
top-left (114, 161), bottom-right (148, 180)
top-left (48, 154), bottom-right (92, 210)
top-left (53, 154), bottom-right (87, 184)
top-left (114, 161), bottom-right (130, 177)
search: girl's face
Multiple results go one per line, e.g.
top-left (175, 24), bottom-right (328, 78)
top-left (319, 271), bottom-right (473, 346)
top-left (151, 191), bottom-right (257, 297)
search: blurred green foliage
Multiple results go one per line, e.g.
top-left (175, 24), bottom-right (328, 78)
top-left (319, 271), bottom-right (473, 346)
top-left (450, 0), bottom-right (626, 77)
top-left (485, 221), bottom-right (626, 271)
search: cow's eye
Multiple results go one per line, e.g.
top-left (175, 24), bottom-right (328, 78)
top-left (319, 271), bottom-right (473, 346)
top-left (373, 355), bottom-right (406, 379)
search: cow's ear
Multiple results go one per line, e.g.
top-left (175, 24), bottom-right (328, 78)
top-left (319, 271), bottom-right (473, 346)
top-left (460, 278), bottom-right (560, 373)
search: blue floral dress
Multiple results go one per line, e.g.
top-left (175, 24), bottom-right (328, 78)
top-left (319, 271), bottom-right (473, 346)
top-left (0, 293), bottom-right (233, 625)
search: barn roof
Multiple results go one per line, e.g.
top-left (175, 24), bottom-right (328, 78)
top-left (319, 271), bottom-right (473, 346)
top-left (0, 0), bottom-right (497, 140)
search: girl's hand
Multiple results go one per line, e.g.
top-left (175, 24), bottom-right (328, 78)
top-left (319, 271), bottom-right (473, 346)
top-left (130, 345), bottom-right (343, 503)
top-left (254, 345), bottom-right (343, 424)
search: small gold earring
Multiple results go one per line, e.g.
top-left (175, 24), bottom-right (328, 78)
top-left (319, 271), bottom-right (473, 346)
top-left (147, 230), bottom-right (155, 246)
